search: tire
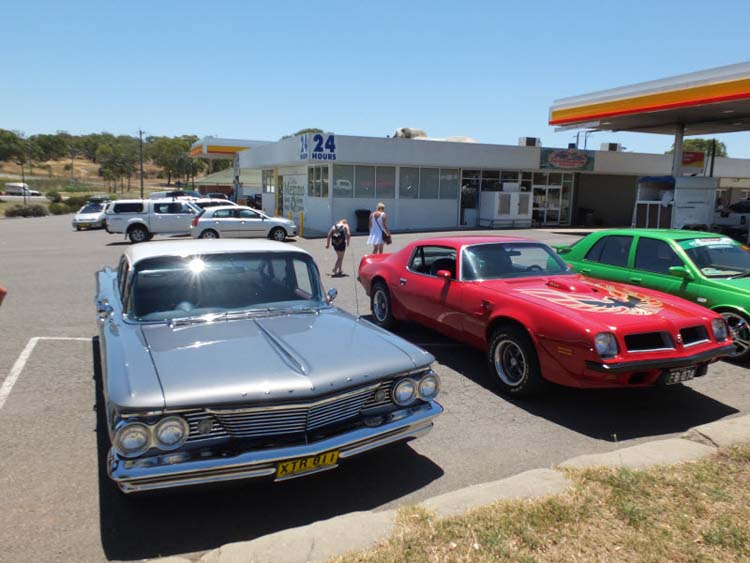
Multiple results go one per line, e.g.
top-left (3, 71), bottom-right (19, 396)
top-left (370, 281), bottom-right (395, 329)
top-left (128, 225), bottom-right (149, 244)
top-left (199, 229), bottom-right (219, 239)
top-left (75, 225), bottom-right (81, 231)
top-left (269, 227), bottom-right (286, 242)
top-left (718, 310), bottom-right (750, 361)
top-left (487, 324), bottom-right (544, 396)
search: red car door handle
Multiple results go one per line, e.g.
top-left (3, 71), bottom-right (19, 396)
top-left (399, 278), bottom-right (407, 285)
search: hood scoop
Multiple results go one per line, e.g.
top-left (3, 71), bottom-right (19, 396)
top-left (545, 278), bottom-right (600, 294)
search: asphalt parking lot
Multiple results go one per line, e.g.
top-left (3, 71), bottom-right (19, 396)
top-left (1, 215), bottom-right (748, 562)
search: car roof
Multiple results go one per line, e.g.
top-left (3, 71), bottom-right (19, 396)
top-left (408, 235), bottom-right (541, 247)
top-left (124, 239), bottom-right (309, 265)
top-left (584, 228), bottom-right (721, 241)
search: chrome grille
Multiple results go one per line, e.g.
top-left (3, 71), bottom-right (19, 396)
top-left (199, 383), bottom-right (383, 439)
top-left (362, 379), bottom-right (395, 410)
top-left (184, 412), bottom-right (229, 442)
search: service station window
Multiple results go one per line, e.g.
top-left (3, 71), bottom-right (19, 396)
top-left (308, 165), bottom-right (329, 198)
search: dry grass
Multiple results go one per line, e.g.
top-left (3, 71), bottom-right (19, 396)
top-left (334, 446), bottom-right (750, 563)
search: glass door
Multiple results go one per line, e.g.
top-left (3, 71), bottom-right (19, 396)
top-left (460, 170), bottom-right (480, 226)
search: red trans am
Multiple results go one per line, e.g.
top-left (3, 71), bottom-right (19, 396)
top-left (358, 236), bottom-right (734, 396)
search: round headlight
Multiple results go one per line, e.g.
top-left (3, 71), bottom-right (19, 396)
top-left (154, 416), bottom-right (188, 450)
top-left (594, 332), bottom-right (618, 358)
top-left (712, 318), bottom-right (728, 341)
top-left (393, 378), bottom-right (417, 406)
top-left (418, 374), bottom-right (440, 400)
top-left (114, 422), bottom-right (150, 458)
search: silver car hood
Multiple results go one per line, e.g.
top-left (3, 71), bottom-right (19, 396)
top-left (140, 308), bottom-right (433, 409)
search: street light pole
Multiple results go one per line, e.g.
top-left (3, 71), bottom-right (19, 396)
top-left (139, 129), bottom-right (145, 199)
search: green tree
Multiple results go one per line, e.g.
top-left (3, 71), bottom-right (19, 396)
top-left (30, 133), bottom-right (69, 161)
top-left (666, 138), bottom-right (728, 157)
top-left (0, 129), bottom-right (25, 162)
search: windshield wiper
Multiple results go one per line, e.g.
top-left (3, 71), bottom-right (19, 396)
top-left (729, 272), bottom-right (750, 279)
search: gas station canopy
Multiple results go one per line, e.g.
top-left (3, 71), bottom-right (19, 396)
top-left (549, 62), bottom-right (750, 135)
top-left (189, 137), bottom-right (269, 160)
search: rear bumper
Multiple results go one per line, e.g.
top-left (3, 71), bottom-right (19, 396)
top-left (585, 344), bottom-right (735, 373)
top-left (109, 401), bottom-right (442, 493)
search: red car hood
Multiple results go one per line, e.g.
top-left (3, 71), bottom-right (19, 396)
top-left (479, 274), bottom-right (714, 331)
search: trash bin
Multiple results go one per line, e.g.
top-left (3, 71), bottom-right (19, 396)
top-left (355, 209), bottom-right (370, 233)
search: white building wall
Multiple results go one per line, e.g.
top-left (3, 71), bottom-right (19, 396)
top-left (303, 197), bottom-right (332, 235)
top-left (396, 199), bottom-right (458, 230)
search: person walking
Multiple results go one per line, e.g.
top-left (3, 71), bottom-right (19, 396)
top-left (325, 219), bottom-right (351, 276)
top-left (367, 202), bottom-right (390, 254)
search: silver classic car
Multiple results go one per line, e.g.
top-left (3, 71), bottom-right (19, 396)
top-left (95, 239), bottom-right (442, 492)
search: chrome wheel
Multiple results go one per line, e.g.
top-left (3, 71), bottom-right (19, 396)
top-left (270, 227), bottom-right (286, 242)
top-left (129, 227), bottom-right (148, 243)
top-left (493, 339), bottom-right (528, 387)
top-left (200, 230), bottom-right (218, 239)
top-left (373, 289), bottom-right (389, 322)
top-left (722, 311), bottom-right (750, 358)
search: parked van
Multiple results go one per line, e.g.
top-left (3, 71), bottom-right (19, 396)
top-left (4, 182), bottom-right (41, 196)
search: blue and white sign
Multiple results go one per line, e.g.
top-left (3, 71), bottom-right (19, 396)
top-left (299, 135), bottom-right (309, 160)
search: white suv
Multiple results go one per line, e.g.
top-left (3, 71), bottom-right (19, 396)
top-left (105, 199), bottom-right (199, 243)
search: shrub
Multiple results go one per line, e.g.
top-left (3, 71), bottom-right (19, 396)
top-left (64, 195), bottom-right (89, 208)
top-left (47, 190), bottom-right (63, 203)
top-left (4, 204), bottom-right (49, 218)
top-left (49, 202), bottom-right (72, 215)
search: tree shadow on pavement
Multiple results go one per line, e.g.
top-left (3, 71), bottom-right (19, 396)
top-left (383, 319), bottom-right (739, 443)
top-left (92, 339), bottom-right (443, 561)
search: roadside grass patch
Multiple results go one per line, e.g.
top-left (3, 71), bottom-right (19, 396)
top-left (335, 446), bottom-right (750, 563)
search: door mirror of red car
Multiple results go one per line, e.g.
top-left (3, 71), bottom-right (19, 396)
top-left (668, 266), bottom-right (693, 281)
top-left (436, 269), bottom-right (452, 280)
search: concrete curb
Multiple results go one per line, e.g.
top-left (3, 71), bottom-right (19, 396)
top-left (154, 415), bottom-right (750, 563)
top-left (421, 468), bottom-right (571, 518)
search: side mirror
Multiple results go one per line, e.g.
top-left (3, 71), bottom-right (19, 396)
top-left (327, 288), bottom-right (338, 302)
top-left (436, 269), bottom-right (452, 280)
top-left (555, 246), bottom-right (571, 255)
top-left (668, 266), bottom-right (693, 280)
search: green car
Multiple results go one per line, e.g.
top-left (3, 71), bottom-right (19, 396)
top-left (556, 229), bottom-right (750, 360)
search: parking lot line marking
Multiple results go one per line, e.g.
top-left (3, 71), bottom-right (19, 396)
top-left (0, 336), bottom-right (91, 411)
top-left (0, 337), bottom-right (40, 411)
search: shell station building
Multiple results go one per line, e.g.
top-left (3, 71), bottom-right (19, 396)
top-left (191, 64), bottom-right (750, 236)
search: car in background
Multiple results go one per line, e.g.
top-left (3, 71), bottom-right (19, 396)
top-left (191, 198), bottom-right (239, 210)
top-left (72, 203), bottom-right (107, 230)
top-left (557, 229), bottom-right (750, 360)
top-left (95, 239), bottom-right (441, 492)
top-left (4, 182), bottom-right (41, 196)
top-left (105, 198), bottom-right (199, 243)
top-left (358, 236), bottom-right (733, 396)
top-left (191, 205), bottom-right (297, 242)
top-left (207, 192), bottom-right (229, 200)
top-left (87, 195), bottom-right (111, 205)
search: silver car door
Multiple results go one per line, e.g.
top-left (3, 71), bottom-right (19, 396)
top-left (237, 208), bottom-right (265, 237)
top-left (208, 208), bottom-right (238, 237)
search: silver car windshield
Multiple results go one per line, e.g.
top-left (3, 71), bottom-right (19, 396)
top-left (462, 242), bottom-right (572, 280)
top-left (128, 252), bottom-right (325, 322)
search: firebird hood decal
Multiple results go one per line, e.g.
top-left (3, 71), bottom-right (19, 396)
top-left (518, 284), bottom-right (663, 316)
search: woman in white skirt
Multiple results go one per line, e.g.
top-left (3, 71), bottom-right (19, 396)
top-left (367, 202), bottom-right (390, 254)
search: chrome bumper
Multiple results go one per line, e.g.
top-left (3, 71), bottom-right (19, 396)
top-left (109, 401), bottom-right (442, 493)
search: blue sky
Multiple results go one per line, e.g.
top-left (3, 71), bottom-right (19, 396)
top-left (3, 0), bottom-right (749, 156)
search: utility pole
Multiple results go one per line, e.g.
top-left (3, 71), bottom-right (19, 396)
top-left (138, 129), bottom-right (145, 199)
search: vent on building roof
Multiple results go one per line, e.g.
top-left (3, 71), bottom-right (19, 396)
top-left (519, 137), bottom-right (541, 147)
top-left (601, 142), bottom-right (622, 152)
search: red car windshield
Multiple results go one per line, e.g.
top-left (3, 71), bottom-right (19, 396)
top-left (462, 242), bottom-right (572, 281)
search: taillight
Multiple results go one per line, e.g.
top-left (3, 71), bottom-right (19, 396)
top-left (191, 217), bottom-right (199, 227)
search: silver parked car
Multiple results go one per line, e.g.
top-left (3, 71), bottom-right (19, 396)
top-left (95, 239), bottom-right (442, 492)
top-left (72, 203), bottom-right (107, 230)
top-left (191, 205), bottom-right (297, 241)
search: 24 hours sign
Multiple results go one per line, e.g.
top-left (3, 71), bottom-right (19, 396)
top-left (300, 133), bottom-right (336, 161)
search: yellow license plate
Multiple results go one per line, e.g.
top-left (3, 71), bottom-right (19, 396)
top-left (80, 223), bottom-right (90, 228)
top-left (276, 451), bottom-right (339, 479)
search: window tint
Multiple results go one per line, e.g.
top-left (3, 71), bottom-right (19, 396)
top-left (239, 209), bottom-right (259, 219)
top-left (113, 202), bottom-right (143, 214)
top-left (635, 238), bottom-right (683, 274)
top-left (154, 202), bottom-right (188, 214)
top-left (585, 235), bottom-right (632, 267)
top-left (462, 243), bottom-right (569, 280)
top-left (408, 246), bottom-right (457, 278)
top-left (212, 209), bottom-right (236, 219)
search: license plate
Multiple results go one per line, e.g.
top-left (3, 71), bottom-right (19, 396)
top-left (80, 223), bottom-right (90, 228)
top-left (665, 366), bottom-right (697, 385)
top-left (276, 450), bottom-right (339, 479)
